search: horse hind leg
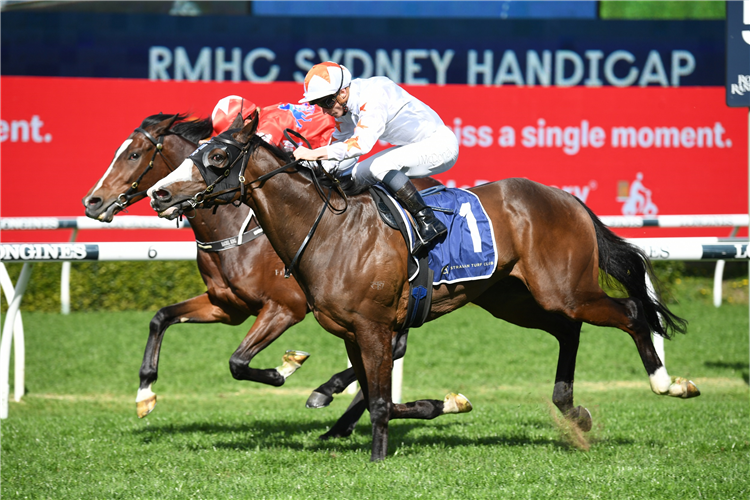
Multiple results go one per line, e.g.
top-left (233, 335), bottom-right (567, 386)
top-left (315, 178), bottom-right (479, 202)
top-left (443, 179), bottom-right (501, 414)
top-left (317, 330), bottom-right (467, 441)
top-left (551, 324), bottom-right (592, 432)
top-left (472, 278), bottom-right (592, 431)
top-left (566, 293), bottom-right (699, 399)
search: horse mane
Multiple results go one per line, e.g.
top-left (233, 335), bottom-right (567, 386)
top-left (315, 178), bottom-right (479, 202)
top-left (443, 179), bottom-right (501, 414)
top-left (139, 113), bottom-right (214, 144)
top-left (247, 132), bottom-right (293, 164)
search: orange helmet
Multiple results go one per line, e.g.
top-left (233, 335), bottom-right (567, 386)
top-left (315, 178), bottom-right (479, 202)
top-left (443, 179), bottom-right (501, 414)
top-left (211, 95), bottom-right (258, 136)
top-left (299, 62), bottom-right (352, 104)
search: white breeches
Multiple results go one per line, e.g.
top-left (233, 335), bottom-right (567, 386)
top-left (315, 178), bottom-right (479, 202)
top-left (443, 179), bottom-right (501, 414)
top-left (352, 125), bottom-right (458, 185)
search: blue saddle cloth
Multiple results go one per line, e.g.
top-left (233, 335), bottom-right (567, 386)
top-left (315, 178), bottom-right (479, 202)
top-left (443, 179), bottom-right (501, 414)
top-left (423, 187), bottom-right (497, 284)
top-left (376, 185), bottom-right (497, 285)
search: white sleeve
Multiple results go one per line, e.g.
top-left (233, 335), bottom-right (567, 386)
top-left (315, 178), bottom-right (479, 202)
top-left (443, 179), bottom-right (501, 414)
top-left (326, 86), bottom-right (388, 161)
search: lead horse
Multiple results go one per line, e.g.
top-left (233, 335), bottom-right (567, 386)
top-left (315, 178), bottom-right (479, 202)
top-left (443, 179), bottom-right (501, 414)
top-left (149, 116), bottom-right (699, 461)
top-left (82, 113), bottom-right (447, 438)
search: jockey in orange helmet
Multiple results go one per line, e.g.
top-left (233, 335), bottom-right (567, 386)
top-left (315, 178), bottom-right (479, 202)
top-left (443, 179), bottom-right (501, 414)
top-left (293, 62), bottom-right (457, 253)
top-left (211, 95), bottom-right (334, 152)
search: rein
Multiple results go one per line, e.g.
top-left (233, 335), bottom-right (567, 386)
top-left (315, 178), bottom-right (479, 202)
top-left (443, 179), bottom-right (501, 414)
top-left (189, 130), bottom-right (351, 278)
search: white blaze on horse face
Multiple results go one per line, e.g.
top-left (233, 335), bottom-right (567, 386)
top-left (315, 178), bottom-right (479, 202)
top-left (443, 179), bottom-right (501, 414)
top-left (91, 139), bottom-right (133, 194)
top-left (147, 158), bottom-right (199, 198)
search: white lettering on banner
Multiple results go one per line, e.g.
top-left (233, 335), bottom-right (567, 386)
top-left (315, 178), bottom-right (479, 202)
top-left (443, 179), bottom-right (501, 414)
top-left (467, 49), bottom-right (695, 87)
top-left (448, 117), bottom-right (732, 156)
top-left (294, 48), bottom-right (455, 85)
top-left (453, 118), bottom-right (493, 148)
top-left (0, 116), bottom-right (52, 143)
top-left (611, 122), bottom-right (729, 148)
top-left (0, 244), bottom-right (88, 261)
top-left (149, 46), bottom-right (279, 82)
top-left (730, 74), bottom-right (750, 95)
top-left (147, 46), bottom-right (696, 86)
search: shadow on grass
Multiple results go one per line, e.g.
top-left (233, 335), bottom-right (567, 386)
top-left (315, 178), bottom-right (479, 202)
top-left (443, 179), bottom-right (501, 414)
top-left (132, 415), bottom-right (617, 454)
top-left (704, 360), bottom-right (750, 385)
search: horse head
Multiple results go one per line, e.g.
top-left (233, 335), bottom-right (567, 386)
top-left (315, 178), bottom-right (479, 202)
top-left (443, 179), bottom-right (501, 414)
top-left (149, 111), bottom-right (292, 219)
top-left (82, 113), bottom-right (211, 222)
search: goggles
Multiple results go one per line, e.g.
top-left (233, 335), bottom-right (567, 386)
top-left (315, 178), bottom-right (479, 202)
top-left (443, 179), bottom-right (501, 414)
top-left (309, 65), bottom-right (345, 109)
top-left (310, 93), bottom-right (339, 109)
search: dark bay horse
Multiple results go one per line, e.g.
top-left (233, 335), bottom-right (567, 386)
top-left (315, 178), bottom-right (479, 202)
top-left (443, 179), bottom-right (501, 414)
top-left (148, 115), bottom-right (699, 461)
top-left (82, 113), bottom-right (445, 438)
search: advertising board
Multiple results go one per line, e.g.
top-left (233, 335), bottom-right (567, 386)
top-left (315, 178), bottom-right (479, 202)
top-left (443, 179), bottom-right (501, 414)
top-left (1, 76), bottom-right (745, 242)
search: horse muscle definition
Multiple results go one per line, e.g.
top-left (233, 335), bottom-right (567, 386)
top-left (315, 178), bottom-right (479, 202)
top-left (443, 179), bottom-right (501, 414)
top-left (148, 115), bottom-right (698, 462)
top-left (84, 113), bottom-right (430, 435)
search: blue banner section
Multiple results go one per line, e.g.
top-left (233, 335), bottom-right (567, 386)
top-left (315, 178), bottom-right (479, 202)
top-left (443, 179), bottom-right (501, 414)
top-left (1, 12), bottom-right (722, 86)
top-left (725, 1), bottom-right (750, 107)
top-left (252, 1), bottom-right (597, 19)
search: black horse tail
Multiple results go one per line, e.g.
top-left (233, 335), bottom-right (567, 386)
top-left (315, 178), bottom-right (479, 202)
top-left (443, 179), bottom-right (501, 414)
top-left (576, 199), bottom-right (688, 339)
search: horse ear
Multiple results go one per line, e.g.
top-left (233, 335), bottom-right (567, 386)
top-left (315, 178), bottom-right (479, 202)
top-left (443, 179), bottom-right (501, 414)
top-left (151, 114), bottom-right (180, 136)
top-left (232, 110), bottom-right (259, 144)
top-left (228, 112), bottom-right (244, 131)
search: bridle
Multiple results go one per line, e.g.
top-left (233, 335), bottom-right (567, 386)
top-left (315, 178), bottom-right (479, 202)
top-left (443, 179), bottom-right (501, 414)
top-left (113, 126), bottom-right (181, 211)
top-left (184, 128), bottom-right (350, 277)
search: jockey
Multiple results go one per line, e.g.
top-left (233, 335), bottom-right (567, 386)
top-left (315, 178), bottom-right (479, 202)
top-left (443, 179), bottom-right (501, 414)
top-left (293, 62), bottom-right (458, 253)
top-left (211, 95), bottom-right (334, 151)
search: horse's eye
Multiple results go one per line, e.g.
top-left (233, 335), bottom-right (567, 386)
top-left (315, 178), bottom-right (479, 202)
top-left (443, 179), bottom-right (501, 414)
top-left (128, 152), bottom-right (140, 160)
top-left (206, 149), bottom-right (227, 167)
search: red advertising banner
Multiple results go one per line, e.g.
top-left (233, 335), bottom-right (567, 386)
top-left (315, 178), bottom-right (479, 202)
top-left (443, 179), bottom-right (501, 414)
top-left (1, 76), bottom-right (747, 242)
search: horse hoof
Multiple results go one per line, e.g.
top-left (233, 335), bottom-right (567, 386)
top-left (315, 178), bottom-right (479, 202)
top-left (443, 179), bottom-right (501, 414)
top-left (277, 350), bottom-right (310, 379)
top-left (318, 426), bottom-right (354, 440)
top-left (670, 377), bottom-right (701, 399)
top-left (566, 406), bottom-right (593, 432)
top-left (306, 391), bottom-right (333, 409)
top-left (136, 394), bottom-right (156, 418)
top-left (283, 350), bottom-right (310, 365)
top-left (443, 393), bottom-right (473, 414)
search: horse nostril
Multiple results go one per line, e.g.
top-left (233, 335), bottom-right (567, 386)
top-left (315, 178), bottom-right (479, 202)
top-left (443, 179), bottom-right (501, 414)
top-left (87, 197), bottom-right (102, 208)
top-left (154, 189), bottom-right (171, 201)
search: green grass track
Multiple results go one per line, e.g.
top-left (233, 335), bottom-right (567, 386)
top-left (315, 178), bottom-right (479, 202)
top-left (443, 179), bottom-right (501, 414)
top-left (2, 284), bottom-right (748, 499)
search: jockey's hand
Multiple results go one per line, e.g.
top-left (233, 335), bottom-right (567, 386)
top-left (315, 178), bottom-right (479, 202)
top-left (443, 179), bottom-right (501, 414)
top-left (293, 146), bottom-right (328, 162)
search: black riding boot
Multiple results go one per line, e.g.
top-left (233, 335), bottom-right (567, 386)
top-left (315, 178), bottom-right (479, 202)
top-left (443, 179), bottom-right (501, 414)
top-left (382, 171), bottom-right (447, 254)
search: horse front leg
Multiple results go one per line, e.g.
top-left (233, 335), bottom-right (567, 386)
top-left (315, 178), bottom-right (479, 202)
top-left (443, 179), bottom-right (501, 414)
top-left (346, 331), bottom-right (394, 462)
top-left (227, 302), bottom-right (308, 386)
top-left (137, 293), bottom-right (236, 418)
top-left (307, 330), bottom-right (409, 409)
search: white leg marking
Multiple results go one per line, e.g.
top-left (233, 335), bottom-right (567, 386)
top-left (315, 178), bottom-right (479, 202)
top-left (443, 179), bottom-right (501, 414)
top-left (135, 384), bottom-right (155, 403)
top-left (649, 366), bottom-right (671, 395)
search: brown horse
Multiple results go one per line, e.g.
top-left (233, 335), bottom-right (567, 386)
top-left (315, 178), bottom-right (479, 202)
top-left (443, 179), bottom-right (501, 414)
top-left (148, 115), bottom-right (699, 461)
top-left (82, 114), bottom-right (311, 417)
top-left (82, 113), bottom-right (441, 438)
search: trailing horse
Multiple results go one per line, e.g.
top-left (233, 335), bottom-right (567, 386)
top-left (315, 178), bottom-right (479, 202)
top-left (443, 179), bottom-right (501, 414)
top-left (82, 113), bottom-right (443, 436)
top-left (148, 115), bottom-right (698, 461)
